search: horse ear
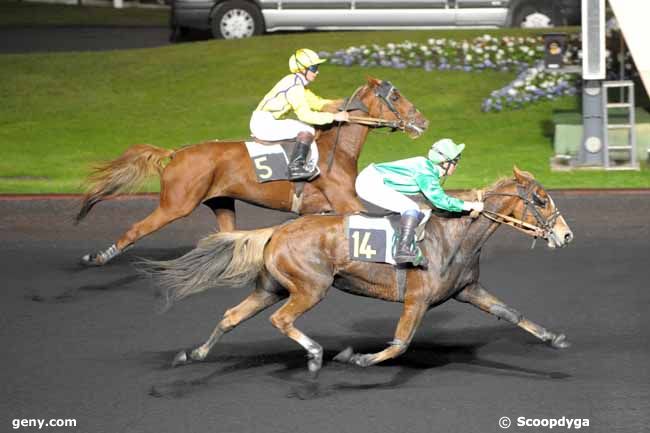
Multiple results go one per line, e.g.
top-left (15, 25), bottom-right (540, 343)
top-left (513, 165), bottom-right (531, 184)
top-left (366, 76), bottom-right (381, 87)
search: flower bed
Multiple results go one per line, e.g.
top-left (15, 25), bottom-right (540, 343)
top-left (320, 33), bottom-right (635, 112)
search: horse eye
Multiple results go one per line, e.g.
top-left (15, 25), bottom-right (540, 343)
top-left (390, 93), bottom-right (400, 102)
top-left (533, 193), bottom-right (547, 207)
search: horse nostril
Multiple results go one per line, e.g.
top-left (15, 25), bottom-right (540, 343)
top-left (565, 232), bottom-right (573, 243)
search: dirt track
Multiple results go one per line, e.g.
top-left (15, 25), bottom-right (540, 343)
top-left (0, 193), bottom-right (648, 433)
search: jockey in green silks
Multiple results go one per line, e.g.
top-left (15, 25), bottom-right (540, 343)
top-left (355, 138), bottom-right (484, 266)
top-left (250, 48), bottom-right (349, 180)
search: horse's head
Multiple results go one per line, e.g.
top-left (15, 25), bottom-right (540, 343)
top-left (488, 166), bottom-right (573, 249)
top-left (356, 77), bottom-right (429, 139)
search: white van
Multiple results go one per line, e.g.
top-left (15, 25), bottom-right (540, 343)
top-left (170, 0), bottom-right (580, 40)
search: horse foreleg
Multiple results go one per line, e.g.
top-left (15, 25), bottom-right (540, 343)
top-left (454, 283), bottom-right (570, 349)
top-left (318, 183), bottom-right (365, 214)
top-left (334, 300), bottom-right (428, 367)
top-left (204, 197), bottom-right (236, 232)
top-left (173, 272), bottom-right (286, 367)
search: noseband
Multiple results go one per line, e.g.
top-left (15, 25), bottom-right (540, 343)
top-left (481, 181), bottom-right (562, 240)
top-left (342, 82), bottom-right (419, 131)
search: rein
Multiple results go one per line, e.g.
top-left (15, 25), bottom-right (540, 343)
top-left (326, 82), bottom-right (411, 173)
top-left (347, 115), bottom-right (403, 129)
top-left (327, 86), bottom-right (363, 173)
top-left (440, 181), bottom-right (562, 275)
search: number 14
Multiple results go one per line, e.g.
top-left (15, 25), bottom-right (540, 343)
top-left (352, 231), bottom-right (377, 259)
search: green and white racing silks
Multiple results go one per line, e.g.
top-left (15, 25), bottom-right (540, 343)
top-left (373, 156), bottom-right (465, 212)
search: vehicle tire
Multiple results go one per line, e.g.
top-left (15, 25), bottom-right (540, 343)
top-left (513, 2), bottom-right (562, 28)
top-left (210, 0), bottom-right (264, 40)
top-left (169, 26), bottom-right (191, 42)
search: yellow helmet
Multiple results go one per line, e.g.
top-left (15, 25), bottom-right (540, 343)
top-left (289, 48), bottom-right (327, 74)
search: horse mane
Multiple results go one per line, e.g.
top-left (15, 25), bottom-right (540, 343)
top-left (455, 176), bottom-right (514, 201)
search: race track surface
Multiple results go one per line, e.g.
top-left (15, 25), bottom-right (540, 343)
top-left (0, 193), bottom-right (648, 433)
top-left (0, 26), bottom-right (172, 54)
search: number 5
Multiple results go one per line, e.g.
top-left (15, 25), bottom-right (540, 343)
top-left (254, 156), bottom-right (273, 179)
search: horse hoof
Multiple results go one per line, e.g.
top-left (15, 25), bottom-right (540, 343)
top-left (308, 357), bottom-right (322, 373)
top-left (551, 334), bottom-right (571, 349)
top-left (351, 354), bottom-right (373, 368)
top-left (306, 349), bottom-right (323, 373)
top-left (333, 347), bottom-right (354, 363)
top-left (80, 254), bottom-right (103, 267)
top-left (171, 350), bottom-right (192, 367)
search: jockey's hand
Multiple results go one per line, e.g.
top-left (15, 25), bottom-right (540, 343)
top-left (333, 111), bottom-right (349, 122)
top-left (463, 201), bottom-right (484, 212)
top-left (470, 201), bottom-right (484, 212)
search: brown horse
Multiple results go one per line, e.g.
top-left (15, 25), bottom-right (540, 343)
top-left (145, 167), bottom-right (574, 373)
top-left (76, 77), bottom-right (428, 266)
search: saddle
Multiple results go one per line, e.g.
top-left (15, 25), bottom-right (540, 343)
top-left (251, 137), bottom-right (298, 155)
top-left (245, 137), bottom-right (320, 183)
top-left (344, 209), bottom-right (431, 265)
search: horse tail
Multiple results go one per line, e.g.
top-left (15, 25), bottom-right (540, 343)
top-left (140, 227), bottom-right (277, 311)
top-left (75, 144), bottom-right (174, 224)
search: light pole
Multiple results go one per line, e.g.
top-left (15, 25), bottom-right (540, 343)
top-left (576, 0), bottom-right (606, 166)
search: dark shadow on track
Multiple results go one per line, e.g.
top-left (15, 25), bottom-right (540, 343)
top-left (146, 325), bottom-right (570, 401)
top-left (26, 247), bottom-right (193, 303)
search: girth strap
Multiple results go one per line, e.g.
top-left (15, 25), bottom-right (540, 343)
top-left (396, 267), bottom-right (407, 302)
top-left (290, 182), bottom-right (305, 214)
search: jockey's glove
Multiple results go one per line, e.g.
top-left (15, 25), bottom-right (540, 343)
top-left (462, 201), bottom-right (484, 213)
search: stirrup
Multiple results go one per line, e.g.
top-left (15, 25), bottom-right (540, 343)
top-left (288, 162), bottom-right (317, 181)
top-left (288, 168), bottom-right (314, 181)
top-left (394, 246), bottom-right (427, 268)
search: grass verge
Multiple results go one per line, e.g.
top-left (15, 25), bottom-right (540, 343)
top-left (1, 26), bottom-right (648, 193)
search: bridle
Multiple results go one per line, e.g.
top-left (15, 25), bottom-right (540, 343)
top-left (440, 179), bottom-right (562, 275)
top-left (326, 81), bottom-right (421, 172)
top-left (480, 180), bottom-right (562, 241)
top-left (342, 81), bottom-right (422, 131)
top-left (440, 180), bottom-right (561, 275)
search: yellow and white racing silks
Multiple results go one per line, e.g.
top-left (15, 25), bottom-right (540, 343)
top-left (255, 73), bottom-right (334, 125)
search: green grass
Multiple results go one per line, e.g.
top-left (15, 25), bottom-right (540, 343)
top-left (0, 1), bottom-right (169, 27)
top-left (1, 27), bottom-right (649, 193)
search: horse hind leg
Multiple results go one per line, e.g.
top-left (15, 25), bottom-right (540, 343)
top-left (172, 271), bottom-right (286, 367)
top-left (454, 282), bottom-right (570, 349)
top-left (269, 289), bottom-right (330, 374)
top-left (80, 203), bottom-right (194, 266)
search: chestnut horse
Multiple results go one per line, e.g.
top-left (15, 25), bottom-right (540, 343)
top-left (145, 167), bottom-right (573, 372)
top-left (76, 77), bottom-right (428, 266)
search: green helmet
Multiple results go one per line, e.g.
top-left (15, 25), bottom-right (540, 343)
top-left (428, 138), bottom-right (465, 164)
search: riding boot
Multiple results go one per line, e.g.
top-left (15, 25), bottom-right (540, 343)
top-left (394, 210), bottom-right (424, 266)
top-left (287, 139), bottom-right (314, 181)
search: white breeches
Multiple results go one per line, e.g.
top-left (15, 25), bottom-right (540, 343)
top-left (355, 164), bottom-right (419, 214)
top-left (250, 111), bottom-right (315, 141)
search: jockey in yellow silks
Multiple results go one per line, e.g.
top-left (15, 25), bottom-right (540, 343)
top-left (250, 48), bottom-right (349, 180)
top-left (355, 138), bottom-right (484, 266)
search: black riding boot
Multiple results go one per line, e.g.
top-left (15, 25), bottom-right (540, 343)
top-left (394, 211), bottom-right (424, 265)
top-left (287, 139), bottom-right (313, 180)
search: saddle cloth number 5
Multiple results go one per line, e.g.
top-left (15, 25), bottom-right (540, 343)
top-left (252, 153), bottom-right (288, 182)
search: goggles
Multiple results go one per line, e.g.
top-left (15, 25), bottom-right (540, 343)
top-left (306, 64), bottom-right (319, 73)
